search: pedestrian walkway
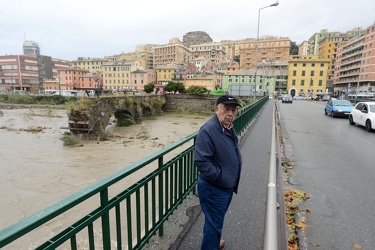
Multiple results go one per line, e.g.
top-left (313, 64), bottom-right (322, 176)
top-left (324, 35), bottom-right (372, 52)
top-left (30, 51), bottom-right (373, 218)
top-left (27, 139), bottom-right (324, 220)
top-left (171, 100), bottom-right (275, 250)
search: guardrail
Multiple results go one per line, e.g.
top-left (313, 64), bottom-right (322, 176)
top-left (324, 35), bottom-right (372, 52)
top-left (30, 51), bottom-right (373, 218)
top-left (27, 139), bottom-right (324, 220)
top-left (263, 101), bottom-right (279, 250)
top-left (0, 97), bottom-right (269, 249)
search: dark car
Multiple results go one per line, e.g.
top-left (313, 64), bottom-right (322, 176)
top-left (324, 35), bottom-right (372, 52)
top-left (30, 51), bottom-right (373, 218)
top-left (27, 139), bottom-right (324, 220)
top-left (281, 94), bottom-right (293, 103)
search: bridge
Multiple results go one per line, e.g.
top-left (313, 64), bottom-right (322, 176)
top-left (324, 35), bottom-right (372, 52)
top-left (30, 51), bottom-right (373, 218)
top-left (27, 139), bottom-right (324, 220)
top-left (63, 94), bottom-right (217, 137)
top-left (0, 97), bottom-right (283, 249)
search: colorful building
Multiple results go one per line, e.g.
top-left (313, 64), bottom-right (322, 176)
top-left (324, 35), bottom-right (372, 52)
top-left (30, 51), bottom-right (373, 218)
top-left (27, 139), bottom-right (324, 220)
top-left (131, 69), bottom-right (156, 92)
top-left (57, 68), bottom-right (90, 90)
top-left (102, 60), bottom-right (144, 91)
top-left (333, 23), bottom-right (375, 95)
top-left (153, 42), bottom-right (190, 66)
top-left (185, 74), bottom-right (217, 91)
top-left (288, 55), bottom-right (330, 98)
top-left (239, 36), bottom-right (291, 69)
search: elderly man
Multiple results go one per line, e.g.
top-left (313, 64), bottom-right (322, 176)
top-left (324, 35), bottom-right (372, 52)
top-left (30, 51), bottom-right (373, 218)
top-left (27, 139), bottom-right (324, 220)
top-left (194, 95), bottom-right (243, 250)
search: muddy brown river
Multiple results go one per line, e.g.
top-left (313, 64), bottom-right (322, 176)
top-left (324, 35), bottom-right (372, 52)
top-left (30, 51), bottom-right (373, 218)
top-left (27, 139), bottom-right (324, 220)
top-left (0, 107), bottom-right (210, 248)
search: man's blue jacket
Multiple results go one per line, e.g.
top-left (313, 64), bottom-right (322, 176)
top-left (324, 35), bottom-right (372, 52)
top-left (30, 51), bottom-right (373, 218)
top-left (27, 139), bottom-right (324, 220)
top-left (194, 115), bottom-right (242, 193)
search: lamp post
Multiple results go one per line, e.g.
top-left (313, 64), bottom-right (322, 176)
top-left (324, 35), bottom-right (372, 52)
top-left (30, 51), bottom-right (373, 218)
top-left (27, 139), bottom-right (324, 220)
top-left (254, 1), bottom-right (279, 102)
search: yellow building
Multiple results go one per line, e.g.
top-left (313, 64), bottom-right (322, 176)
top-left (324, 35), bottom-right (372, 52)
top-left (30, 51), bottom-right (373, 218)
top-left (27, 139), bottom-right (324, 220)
top-left (102, 60), bottom-right (144, 91)
top-left (70, 57), bottom-right (109, 72)
top-left (155, 63), bottom-right (185, 85)
top-left (185, 74), bottom-right (217, 91)
top-left (288, 56), bottom-right (330, 98)
top-left (318, 36), bottom-right (351, 92)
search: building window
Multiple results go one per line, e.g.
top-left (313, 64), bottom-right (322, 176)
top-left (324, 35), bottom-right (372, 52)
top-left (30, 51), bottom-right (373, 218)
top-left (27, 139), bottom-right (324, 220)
top-left (310, 79), bottom-right (313, 86)
top-left (293, 70), bottom-right (296, 76)
top-left (292, 79), bottom-right (296, 86)
top-left (319, 80), bottom-right (322, 86)
top-left (302, 70), bottom-right (305, 76)
top-left (311, 71), bottom-right (314, 76)
top-left (301, 80), bottom-right (305, 86)
top-left (303, 63), bottom-right (306, 67)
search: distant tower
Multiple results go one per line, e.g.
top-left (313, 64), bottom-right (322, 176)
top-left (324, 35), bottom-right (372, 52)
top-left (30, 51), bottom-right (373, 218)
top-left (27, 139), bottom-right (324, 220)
top-left (23, 40), bottom-right (43, 90)
top-left (23, 40), bottom-right (40, 56)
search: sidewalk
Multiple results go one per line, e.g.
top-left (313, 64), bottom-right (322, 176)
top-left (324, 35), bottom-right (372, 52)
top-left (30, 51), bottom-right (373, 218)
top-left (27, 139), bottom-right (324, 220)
top-left (170, 100), bottom-right (275, 250)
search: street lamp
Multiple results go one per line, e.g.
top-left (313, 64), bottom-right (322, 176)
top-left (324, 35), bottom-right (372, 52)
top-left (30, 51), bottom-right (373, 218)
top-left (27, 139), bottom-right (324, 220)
top-left (254, 1), bottom-right (279, 102)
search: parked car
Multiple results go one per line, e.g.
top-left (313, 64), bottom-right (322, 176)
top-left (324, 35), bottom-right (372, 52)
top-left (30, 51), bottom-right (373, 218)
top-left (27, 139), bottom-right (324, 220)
top-left (324, 99), bottom-right (353, 117)
top-left (293, 96), bottom-right (306, 100)
top-left (314, 93), bottom-right (331, 101)
top-left (281, 94), bottom-right (293, 103)
top-left (322, 95), bottom-right (331, 101)
top-left (349, 102), bottom-right (375, 132)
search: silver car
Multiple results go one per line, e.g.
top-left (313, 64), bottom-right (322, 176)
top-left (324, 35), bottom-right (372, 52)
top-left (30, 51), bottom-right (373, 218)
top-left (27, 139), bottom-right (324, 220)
top-left (281, 94), bottom-right (293, 103)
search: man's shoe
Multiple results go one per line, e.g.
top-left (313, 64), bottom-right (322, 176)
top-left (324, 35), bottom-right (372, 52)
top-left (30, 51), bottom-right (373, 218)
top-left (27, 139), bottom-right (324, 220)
top-left (219, 239), bottom-right (225, 249)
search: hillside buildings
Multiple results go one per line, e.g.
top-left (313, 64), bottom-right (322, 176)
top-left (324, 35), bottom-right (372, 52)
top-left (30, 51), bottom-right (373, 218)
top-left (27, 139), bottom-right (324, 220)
top-left (333, 23), bottom-right (375, 95)
top-left (1, 22), bottom-right (375, 96)
top-left (239, 36), bottom-right (291, 69)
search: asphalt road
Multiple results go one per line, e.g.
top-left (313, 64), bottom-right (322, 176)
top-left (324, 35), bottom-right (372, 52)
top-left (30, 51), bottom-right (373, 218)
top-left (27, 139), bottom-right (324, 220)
top-left (278, 99), bottom-right (375, 250)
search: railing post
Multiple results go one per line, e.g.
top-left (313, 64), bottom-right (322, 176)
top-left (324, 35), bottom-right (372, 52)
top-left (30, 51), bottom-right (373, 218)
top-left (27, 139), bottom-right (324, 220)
top-left (100, 188), bottom-right (111, 249)
top-left (158, 156), bottom-right (164, 236)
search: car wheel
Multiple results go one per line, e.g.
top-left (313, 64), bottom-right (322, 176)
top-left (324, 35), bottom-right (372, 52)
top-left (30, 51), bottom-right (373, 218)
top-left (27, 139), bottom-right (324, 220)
top-left (331, 111), bottom-right (335, 118)
top-left (365, 120), bottom-right (373, 132)
top-left (349, 115), bottom-right (355, 125)
top-left (325, 109), bottom-right (327, 115)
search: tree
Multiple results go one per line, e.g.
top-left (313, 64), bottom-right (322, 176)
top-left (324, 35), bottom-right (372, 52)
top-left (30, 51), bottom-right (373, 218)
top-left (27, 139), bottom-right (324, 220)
top-left (144, 83), bottom-right (154, 93)
top-left (234, 55), bottom-right (240, 63)
top-left (290, 41), bottom-right (299, 55)
top-left (164, 82), bottom-right (186, 93)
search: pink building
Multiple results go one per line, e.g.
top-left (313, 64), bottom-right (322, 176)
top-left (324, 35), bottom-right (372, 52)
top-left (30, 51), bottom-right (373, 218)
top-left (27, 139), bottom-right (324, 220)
top-left (57, 68), bottom-right (89, 90)
top-left (131, 69), bottom-right (156, 92)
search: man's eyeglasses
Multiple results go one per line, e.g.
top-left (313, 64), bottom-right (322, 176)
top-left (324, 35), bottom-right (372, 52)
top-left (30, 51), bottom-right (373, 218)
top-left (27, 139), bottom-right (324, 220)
top-left (218, 105), bottom-right (237, 114)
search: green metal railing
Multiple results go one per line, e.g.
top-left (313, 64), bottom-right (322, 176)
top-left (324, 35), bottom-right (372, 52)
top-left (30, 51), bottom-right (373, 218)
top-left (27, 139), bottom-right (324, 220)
top-left (0, 97), bottom-right (268, 250)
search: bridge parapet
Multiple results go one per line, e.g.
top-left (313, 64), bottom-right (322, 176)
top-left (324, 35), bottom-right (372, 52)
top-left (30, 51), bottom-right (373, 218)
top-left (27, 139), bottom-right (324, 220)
top-left (67, 95), bottom-right (167, 137)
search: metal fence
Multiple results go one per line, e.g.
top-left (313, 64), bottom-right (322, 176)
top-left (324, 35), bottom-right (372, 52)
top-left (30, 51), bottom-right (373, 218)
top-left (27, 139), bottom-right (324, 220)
top-left (0, 97), bottom-right (268, 250)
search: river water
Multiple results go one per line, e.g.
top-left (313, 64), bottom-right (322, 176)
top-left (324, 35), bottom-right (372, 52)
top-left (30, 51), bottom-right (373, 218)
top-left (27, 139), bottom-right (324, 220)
top-left (0, 106), bottom-right (209, 248)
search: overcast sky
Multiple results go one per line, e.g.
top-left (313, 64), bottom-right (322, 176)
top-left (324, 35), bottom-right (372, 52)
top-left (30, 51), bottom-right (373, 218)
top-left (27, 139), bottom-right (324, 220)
top-left (1, 0), bottom-right (374, 61)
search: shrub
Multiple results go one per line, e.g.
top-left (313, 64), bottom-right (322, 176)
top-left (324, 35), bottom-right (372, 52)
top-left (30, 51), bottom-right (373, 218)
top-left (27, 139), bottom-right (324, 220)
top-left (60, 134), bottom-right (80, 146)
top-left (186, 86), bottom-right (208, 95)
top-left (116, 113), bottom-right (136, 127)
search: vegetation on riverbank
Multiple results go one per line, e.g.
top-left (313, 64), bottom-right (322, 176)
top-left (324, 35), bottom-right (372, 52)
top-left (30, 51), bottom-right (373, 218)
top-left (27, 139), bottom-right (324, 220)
top-left (0, 93), bottom-right (77, 105)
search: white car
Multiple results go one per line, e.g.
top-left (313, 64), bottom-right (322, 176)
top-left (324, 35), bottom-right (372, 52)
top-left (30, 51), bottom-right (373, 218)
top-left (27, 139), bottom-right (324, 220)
top-left (349, 102), bottom-right (375, 132)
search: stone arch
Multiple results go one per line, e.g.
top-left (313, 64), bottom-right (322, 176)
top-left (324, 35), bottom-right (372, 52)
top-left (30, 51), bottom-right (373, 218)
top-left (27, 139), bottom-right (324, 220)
top-left (114, 109), bottom-right (133, 120)
top-left (142, 107), bottom-right (153, 117)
